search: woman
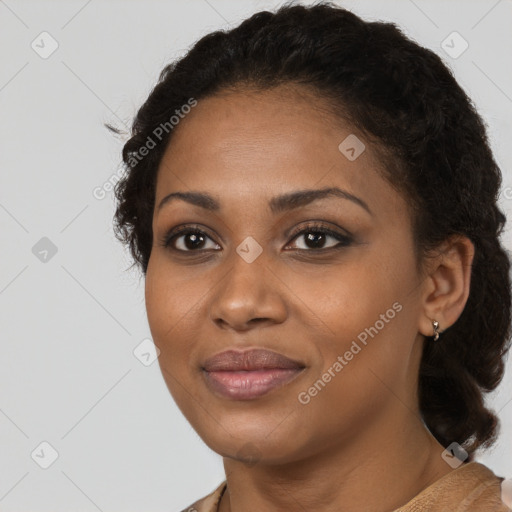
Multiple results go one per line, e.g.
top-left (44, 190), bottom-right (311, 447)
top-left (110, 2), bottom-right (511, 510)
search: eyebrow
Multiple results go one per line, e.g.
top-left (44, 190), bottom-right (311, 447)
top-left (157, 187), bottom-right (372, 216)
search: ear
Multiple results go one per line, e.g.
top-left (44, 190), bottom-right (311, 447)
top-left (418, 235), bottom-right (475, 338)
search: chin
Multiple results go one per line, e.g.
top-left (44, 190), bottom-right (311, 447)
top-left (199, 422), bottom-right (303, 465)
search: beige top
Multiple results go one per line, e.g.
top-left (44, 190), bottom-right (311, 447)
top-left (181, 461), bottom-right (510, 512)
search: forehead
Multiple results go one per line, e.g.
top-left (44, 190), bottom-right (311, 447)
top-left (154, 86), bottom-right (406, 222)
top-left (165, 85), bottom-right (346, 146)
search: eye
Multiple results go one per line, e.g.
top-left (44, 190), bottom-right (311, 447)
top-left (160, 225), bottom-right (220, 252)
top-left (160, 222), bottom-right (352, 254)
top-left (285, 222), bottom-right (352, 251)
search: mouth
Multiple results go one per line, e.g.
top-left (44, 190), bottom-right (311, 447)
top-left (201, 348), bottom-right (306, 400)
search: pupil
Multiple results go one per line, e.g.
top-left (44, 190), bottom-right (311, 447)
top-left (306, 232), bottom-right (324, 248)
top-left (185, 233), bottom-right (205, 250)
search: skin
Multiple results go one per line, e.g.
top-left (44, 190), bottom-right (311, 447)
top-left (144, 84), bottom-right (475, 512)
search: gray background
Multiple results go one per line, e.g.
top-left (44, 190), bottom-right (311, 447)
top-left (1, 0), bottom-right (511, 510)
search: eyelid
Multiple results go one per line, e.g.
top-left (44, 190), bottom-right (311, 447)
top-left (286, 220), bottom-right (352, 241)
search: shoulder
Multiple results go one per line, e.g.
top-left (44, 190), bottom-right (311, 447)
top-left (179, 481), bottom-right (227, 512)
top-left (394, 461), bottom-right (511, 511)
top-left (455, 462), bottom-right (510, 511)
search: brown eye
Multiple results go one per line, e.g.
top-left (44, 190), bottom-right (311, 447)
top-left (161, 226), bottom-right (221, 252)
top-left (286, 223), bottom-right (353, 251)
top-left (160, 222), bottom-right (352, 255)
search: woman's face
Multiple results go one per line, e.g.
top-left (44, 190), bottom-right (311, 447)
top-left (145, 85), bottom-right (429, 464)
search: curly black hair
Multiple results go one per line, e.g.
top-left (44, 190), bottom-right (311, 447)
top-left (109, 1), bottom-right (512, 460)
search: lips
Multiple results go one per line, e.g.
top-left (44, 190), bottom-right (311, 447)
top-left (202, 348), bottom-right (305, 400)
top-left (202, 348), bottom-right (304, 372)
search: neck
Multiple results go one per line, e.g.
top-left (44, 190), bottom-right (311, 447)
top-left (219, 406), bottom-right (455, 512)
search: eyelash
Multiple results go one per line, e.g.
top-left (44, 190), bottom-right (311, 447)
top-left (159, 222), bottom-right (353, 254)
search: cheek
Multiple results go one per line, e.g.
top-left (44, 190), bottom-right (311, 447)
top-left (145, 259), bottom-right (198, 363)
top-left (288, 252), bottom-right (408, 333)
top-left (296, 243), bottom-right (417, 369)
top-left (145, 262), bottom-right (204, 414)
top-left (146, 254), bottom-right (204, 330)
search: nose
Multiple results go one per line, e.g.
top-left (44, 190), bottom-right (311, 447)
top-left (208, 250), bottom-right (287, 332)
